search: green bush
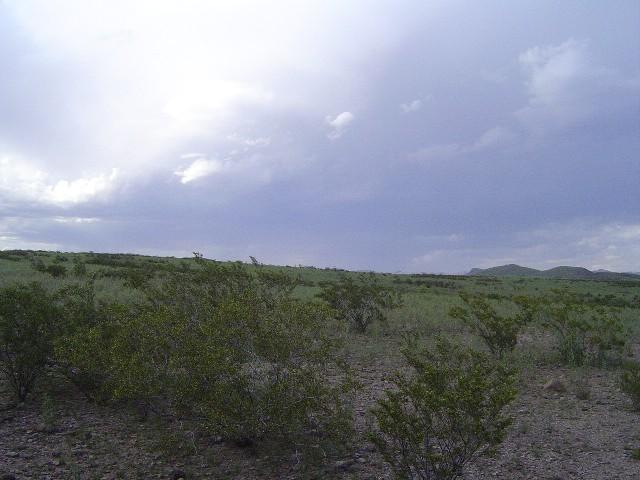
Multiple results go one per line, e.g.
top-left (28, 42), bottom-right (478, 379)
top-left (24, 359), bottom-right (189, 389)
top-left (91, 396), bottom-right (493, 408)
top-left (0, 283), bottom-right (59, 401)
top-left (370, 338), bottom-right (517, 480)
top-left (53, 280), bottom-right (142, 401)
top-left (45, 264), bottom-right (67, 278)
top-left (72, 258), bottom-right (87, 277)
top-left (525, 294), bottom-right (626, 366)
top-left (30, 256), bottom-right (47, 273)
top-left (449, 293), bottom-right (528, 359)
top-left (54, 302), bottom-right (126, 402)
top-left (318, 274), bottom-right (402, 333)
top-left (59, 262), bottom-right (356, 456)
top-left (620, 360), bottom-right (640, 411)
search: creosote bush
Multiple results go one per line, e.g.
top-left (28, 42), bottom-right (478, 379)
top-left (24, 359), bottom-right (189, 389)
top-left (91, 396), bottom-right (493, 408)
top-left (57, 260), bottom-right (356, 457)
top-left (449, 293), bottom-right (529, 359)
top-left (318, 274), bottom-right (403, 333)
top-left (370, 337), bottom-right (517, 480)
top-left (0, 283), bottom-right (59, 401)
top-left (522, 292), bottom-right (627, 366)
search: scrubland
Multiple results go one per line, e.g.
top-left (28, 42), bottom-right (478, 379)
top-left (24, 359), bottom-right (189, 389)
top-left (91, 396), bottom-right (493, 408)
top-left (1, 250), bottom-right (639, 479)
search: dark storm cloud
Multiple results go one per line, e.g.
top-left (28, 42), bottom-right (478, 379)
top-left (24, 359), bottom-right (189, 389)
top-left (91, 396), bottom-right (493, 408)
top-left (1, 1), bottom-right (639, 272)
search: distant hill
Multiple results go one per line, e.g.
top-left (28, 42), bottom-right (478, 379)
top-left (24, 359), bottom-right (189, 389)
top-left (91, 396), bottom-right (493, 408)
top-left (468, 264), bottom-right (540, 277)
top-left (469, 264), bottom-right (640, 281)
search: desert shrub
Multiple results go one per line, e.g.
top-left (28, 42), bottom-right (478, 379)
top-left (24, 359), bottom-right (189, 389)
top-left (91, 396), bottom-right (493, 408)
top-left (318, 274), bottom-right (403, 333)
top-left (53, 254), bottom-right (68, 263)
top-left (620, 360), bottom-right (640, 411)
top-left (55, 280), bottom-right (100, 329)
top-left (72, 258), bottom-right (87, 277)
top-left (370, 338), bottom-right (517, 480)
top-left (111, 298), bottom-right (354, 450)
top-left (0, 283), bottom-right (59, 401)
top-left (45, 264), bottom-right (67, 278)
top-left (61, 262), bottom-right (356, 457)
top-left (525, 294), bottom-right (626, 366)
top-left (53, 280), bottom-right (140, 401)
top-left (30, 256), bottom-right (47, 272)
top-left (54, 301), bottom-right (127, 402)
top-left (449, 293), bottom-right (529, 359)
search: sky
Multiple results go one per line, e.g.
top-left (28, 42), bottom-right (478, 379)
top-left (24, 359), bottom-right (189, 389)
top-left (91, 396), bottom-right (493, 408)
top-left (1, 0), bottom-right (639, 273)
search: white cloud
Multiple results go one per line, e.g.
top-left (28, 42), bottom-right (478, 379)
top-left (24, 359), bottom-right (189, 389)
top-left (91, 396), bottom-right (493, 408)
top-left (516, 39), bottom-right (640, 133)
top-left (3, 1), bottom-right (420, 180)
top-left (0, 235), bottom-right (60, 252)
top-left (53, 217), bottom-right (101, 224)
top-left (174, 157), bottom-right (224, 184)
top-left (0, 156), bottom-right (118, 206)
top-left (226, 134), bottom-right (272, 148)
top-left (400, 99), bottom-right (423, 113)
top-left (326, 111), bottom-right (355, 140)
top-left (243, 137), bottom-right (271, 147)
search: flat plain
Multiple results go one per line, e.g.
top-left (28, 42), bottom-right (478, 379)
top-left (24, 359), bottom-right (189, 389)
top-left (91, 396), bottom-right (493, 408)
top-left (1, 250), bottom-right (639, 479)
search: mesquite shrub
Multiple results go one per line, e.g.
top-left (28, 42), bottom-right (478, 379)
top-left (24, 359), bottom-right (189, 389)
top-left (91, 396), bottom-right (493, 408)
top-left (318, 274), bottom-right (402, 333)
top-left (59, 260), bottom-right (356, 455)
top-left (522, 292), bottom-right (626, 366)
top-left (449, 293), bottom-right (529, 359)
top-left (371, 338), bottom-right (517, 480)
top-left (0, 283), bottom-right (59, 401)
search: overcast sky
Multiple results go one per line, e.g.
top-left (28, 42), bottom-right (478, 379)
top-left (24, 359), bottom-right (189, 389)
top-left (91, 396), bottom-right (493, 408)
top-left (1, 1), bottom-right (639, 273)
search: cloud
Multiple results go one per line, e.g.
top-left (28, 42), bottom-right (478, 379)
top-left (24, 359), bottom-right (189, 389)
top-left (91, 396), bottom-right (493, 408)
top-left (409, 220), bottom-right (640, 273)
top-left (174, 156), bottom-right (224, 184)
top-left (326, 111), bottom-right (355, 140)
top-left (516, 39), bottom-right (640, 133)
top-left (471, 126), bottom-right (515, 150)
top-left (0, 156), bottom-right (118, 206)
top-left (1, 1), bottom-right (416, 181)
top-left (1, 3), bottom-right (637, 274)
top-left (409, 125), bottom-right (515, 162)
top-left (0, 234), bottom-right (60, 252)
top-left (400, 99), bottom-right (423, 113)
top-left (53, 216), bottom-right (101, 224)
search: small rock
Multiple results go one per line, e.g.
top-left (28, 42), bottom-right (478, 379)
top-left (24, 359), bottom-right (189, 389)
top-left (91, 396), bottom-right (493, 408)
top-left (1, 474), bottom-right (17, 480)
top-left (543, 378), bottom-right (566, 393)
top-left (6, 452), bottom-right (18, 458)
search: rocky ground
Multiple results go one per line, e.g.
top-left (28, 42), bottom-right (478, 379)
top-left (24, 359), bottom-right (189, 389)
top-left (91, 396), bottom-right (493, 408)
top-left (1, 360), bottom-right (639, 479)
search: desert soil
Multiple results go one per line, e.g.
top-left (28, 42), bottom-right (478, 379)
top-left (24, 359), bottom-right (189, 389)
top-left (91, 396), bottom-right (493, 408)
top-left (1, 356), bottom-right (639, 479)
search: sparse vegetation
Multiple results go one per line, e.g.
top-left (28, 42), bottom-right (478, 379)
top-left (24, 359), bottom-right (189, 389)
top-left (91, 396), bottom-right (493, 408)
top-left (0, 250), bottom-right (639, 478)
top-left (370, 337), bottom-right (517, 480)
top-left (524, 293), bottom-right (627, 366)
top-left (0, 282), bottom-right (59, 401)
top-left (45, 263), bottom-right (67, 278)
top-left (620, 360), bottom-right (640, 411)
top-left (449, 292), bottom-right (529, 359)
top-left (318, 273), bottom-right (403, 333)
